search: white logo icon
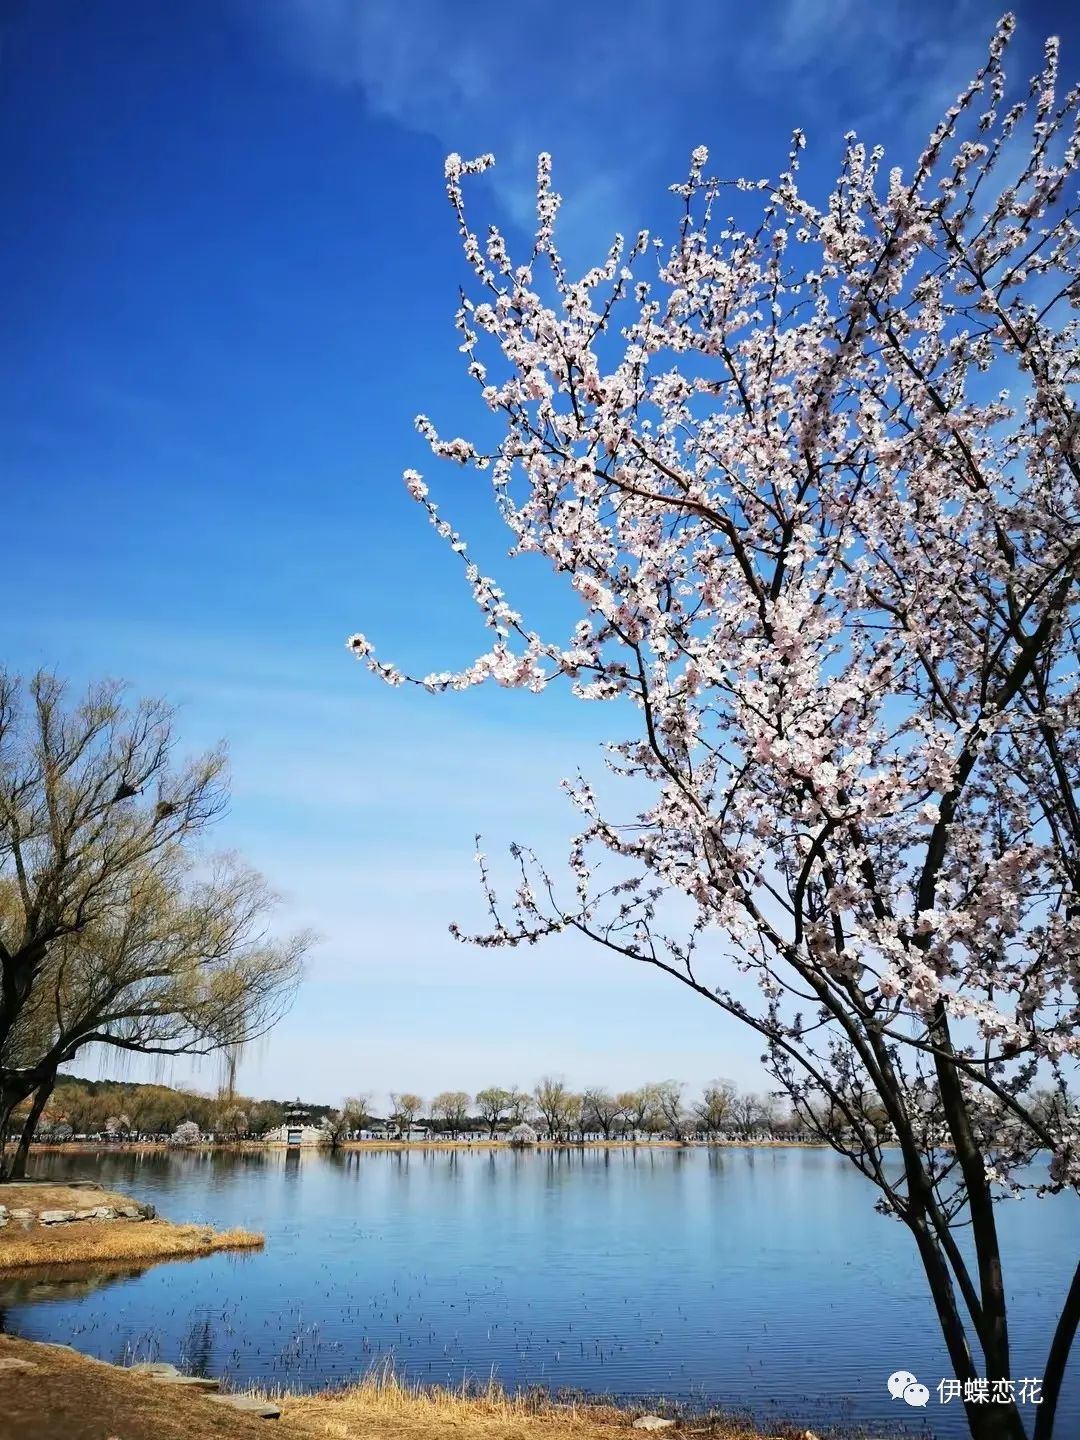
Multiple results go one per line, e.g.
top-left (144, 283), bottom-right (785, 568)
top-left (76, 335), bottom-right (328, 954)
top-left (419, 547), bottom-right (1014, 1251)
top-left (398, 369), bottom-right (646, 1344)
top-left (888, 1371), bottom-right (930, 1407)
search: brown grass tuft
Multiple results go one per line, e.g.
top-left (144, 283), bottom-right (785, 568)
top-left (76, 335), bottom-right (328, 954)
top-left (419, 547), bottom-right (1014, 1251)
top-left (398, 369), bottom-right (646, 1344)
top-left (279, 1361), bottom-right (766, 1438)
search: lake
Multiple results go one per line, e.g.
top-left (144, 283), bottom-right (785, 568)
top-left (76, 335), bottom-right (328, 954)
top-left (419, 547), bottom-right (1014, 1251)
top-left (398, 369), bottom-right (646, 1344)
top-left (3, 1145), bottom-right (1076, 1438)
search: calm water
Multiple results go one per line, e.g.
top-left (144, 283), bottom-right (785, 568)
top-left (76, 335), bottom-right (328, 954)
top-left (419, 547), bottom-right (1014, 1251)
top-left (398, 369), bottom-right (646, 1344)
top-left (3, 1146), bottom-right (1076, 1438)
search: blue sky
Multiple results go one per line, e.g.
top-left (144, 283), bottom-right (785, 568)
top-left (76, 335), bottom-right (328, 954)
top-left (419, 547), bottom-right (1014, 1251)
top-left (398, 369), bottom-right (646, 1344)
top-left (2, 0), bottom-right (1075, 1111)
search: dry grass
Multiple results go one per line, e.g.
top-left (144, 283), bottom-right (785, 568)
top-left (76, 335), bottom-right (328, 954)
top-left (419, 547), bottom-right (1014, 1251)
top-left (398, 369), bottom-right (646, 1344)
top-left (0, 1181), bottom-right (139, 1211)
top-left (0, 1217), bottom-right (263, 1272)
top-left (280, 1363), bottom-right (773, 1439)
top-left (281, 1365), bottom-right (631, 1437)
top-left (0, 1335), bottom-right (783, 1440)
top-left (1, 1179), bottom-right (264, 1274)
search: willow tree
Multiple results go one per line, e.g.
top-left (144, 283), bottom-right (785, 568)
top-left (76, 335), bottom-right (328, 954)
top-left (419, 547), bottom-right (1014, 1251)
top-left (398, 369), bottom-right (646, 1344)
top-left (431, 1090), bottom-right (471, 1136)
top-left (343, 1093), bottom-right (372, 1133)
top-left (388, 1092), bottom-right (423, 1138)
top-left (694, 1080), bottom-right (737, 1137)
top-left (533, 1075), bottom-right (572, 1140)
top-left (582, 1086), bottom-right (625, 1139)
top-left (348, 17), bottom-right (1079, 1440)
top-left (619, 1086), bottom-right (660, 1137)
top-left (506, 1088), bottom-right (533, 1126)
top-left (475, 1084), bottom-right (515, 1136)
top-left (0, 671), bottom-right (308, 1177)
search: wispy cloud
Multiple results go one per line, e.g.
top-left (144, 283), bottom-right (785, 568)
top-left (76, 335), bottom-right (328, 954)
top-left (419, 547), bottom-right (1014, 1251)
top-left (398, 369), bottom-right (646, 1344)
top-left (244, 0), bottom-right (1030, 264)
top-left (243, 0), bottom-right (654, 248)
top-left (738, 0), bottom-right (1008, 138)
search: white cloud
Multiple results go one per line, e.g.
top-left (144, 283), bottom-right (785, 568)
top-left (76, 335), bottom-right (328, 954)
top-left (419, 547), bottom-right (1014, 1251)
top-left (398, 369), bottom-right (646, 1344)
top-left (737, 0), bottom-right (1028, 146)
top-left (242, 0), bottom-right (697, 249)
top-left (243, 0), bottom-right (1037, 265)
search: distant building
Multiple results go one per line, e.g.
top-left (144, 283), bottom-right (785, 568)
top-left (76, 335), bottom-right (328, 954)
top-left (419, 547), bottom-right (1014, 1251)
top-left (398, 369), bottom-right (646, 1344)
top-left (265, 1099), bottom-right (323, 1148)
top-left (358, 1123), bottom-right (431, 1141)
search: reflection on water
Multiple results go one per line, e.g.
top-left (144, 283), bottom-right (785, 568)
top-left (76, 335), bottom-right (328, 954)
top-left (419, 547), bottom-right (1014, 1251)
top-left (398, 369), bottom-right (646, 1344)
top-left (6, 1145), bottom-right (1076, 1439)
top-left (0, 1261), bottom-right (150, 1309)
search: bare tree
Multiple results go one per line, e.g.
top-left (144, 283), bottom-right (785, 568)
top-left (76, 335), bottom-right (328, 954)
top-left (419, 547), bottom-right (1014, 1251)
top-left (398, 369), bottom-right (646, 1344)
top-left (694, 1080), bottom-right (737, 1138)
top-left (533, 1075), bottom-right (571, 1141)
top-left (2, 851), bottom-right (306, 1178)
top-left (0, 672), bottom-right (307, 1176)
top-left (320, 1103), bottom-right (354, 1151)
top-left (565, 1092), bottom-right (588, 1143)
top-left (730, 1093), bottom-right (768, 1135)
top-left (430, 1090), bottom-right (471, 1137)
top-left (654, 1081), bottom-right (687, 1141)
top-left (619, 1086), bottom-right (659, 1138)
top-left (506, 1088), bottom-right (533, 1126)
top-left (475, 1085), bottom-right (514, 1137)
top-left (389, 1092), bottom-right (423, 1139)
top-left (583, 1087), bottom-right (625, 1140)
top-left (343, 1093), bottom-right (372, 1135)
top-left (0, 673), bottom-right (224, 1059)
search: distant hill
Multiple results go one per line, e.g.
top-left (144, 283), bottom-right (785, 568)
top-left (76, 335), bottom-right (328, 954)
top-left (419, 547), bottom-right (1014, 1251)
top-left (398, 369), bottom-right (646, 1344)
top-left (39, 1074), bottom-right (335, 1138)
top-left (54, 1071), bottom-right (333, 1117)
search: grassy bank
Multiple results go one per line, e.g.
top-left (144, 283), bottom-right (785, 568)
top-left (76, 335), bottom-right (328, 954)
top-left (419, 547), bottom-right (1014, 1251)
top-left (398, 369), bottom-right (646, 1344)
top-left (0, 1335), bottom-right (782, 1440)
top-left (0, 1219), bottom-right (263, 1272)
top-left (0, 1182), bottom-right (262, 1273)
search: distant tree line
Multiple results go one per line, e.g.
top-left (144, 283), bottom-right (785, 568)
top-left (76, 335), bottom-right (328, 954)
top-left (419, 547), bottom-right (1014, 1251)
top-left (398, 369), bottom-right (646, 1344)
top-left (327, 1077), bottom-right (1071, 1147)
top-left (327, 1077), bottom-right (893, 1143)
top-left (29, 1071), bottom-right (1071, 1153)
top-left (24, 1073), bottom-right (333, 1142)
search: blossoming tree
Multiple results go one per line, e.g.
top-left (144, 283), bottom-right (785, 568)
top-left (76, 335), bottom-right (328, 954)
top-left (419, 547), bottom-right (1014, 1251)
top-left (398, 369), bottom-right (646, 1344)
top-left (349, 18), bottom-right (1078, 1440)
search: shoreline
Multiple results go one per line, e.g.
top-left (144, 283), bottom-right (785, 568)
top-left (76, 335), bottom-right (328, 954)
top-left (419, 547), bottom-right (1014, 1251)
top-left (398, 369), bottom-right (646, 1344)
top-left (0, 1333), bottom-right (787, 1440)
top-left (25, 1136), bottom-right (828, 1158)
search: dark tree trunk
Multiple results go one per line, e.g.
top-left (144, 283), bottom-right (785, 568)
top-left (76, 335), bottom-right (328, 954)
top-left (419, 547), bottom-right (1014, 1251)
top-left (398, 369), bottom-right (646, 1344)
top-left (1034, 1258), bottom-right (1080, 1440)
top-left (0, 1077), bottom-right (36, 1181)
top-left (904, 1190), bottom-right (1029, 1440)
top-left (0, 941), bottom-right (47, 1061)
top-left (970, 1407), bottom-right (1030, 1440)
top-left (9, 1081), bottom-right (54, 1180)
